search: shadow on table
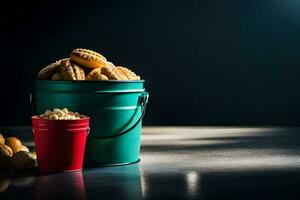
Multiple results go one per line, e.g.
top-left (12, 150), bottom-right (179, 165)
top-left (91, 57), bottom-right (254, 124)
top-left (200, 169), bottom-right (300, 200)
top-left (141, 128), bottom-right (300, 153)
top-left (0, 164), bottom-right (144, 200)
top-left (0, 171), bottom-right (36, 199)
top-left (0, 170), bottom-right (86, 200)
top-left (83, 164), bottom-right (144, 200)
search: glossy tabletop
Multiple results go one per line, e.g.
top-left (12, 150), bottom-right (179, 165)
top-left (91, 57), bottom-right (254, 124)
top-left (1, 127), bottom-right (300, 199)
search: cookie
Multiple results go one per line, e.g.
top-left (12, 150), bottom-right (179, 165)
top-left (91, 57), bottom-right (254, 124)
top-left (0, 134), bottom-right (4, 145)
top-left (101, 66), bottom-right (127, 80)
top-left (51, 72), bottom-right (63, 81)
top-left (105, 61), bottom-right (116, 68)
top-left (37, 58), bottom-right (68, 80)
top-left (86, 68), bottom-right (102, 80)
top-left (86, 60), bottom-right (115, 80)
top-left (60, 59), bottom-right (85, 80)
top-left (117, 66), bottom-right (140, 80)
top-left (86, 68), bottom-right (108, 80)
top-left (73, 63), bottom-right (86, 80)
top-left (95, 74), bottom-right (109, 80)
top-left (60, 59), bottom-right (76, 80)
top-left (70, 48), bottom-right (107, 68)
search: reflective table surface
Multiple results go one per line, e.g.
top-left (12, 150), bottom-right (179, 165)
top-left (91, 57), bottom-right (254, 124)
top-left (1, 127), bottom-right (300, 199)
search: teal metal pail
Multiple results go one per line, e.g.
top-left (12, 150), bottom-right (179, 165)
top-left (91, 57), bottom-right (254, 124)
top-left (34, 80), bottom-right (149, 166)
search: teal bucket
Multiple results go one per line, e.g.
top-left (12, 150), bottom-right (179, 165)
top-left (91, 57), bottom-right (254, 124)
top-left (33, 80), bottom-right (149, 166)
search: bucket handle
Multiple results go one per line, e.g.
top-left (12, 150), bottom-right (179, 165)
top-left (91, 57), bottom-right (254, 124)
top-left (88, 91), bottom-right (149, 139)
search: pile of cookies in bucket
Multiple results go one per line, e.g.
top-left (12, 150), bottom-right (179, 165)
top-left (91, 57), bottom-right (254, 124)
top-left (37, 48), bottom-right (141, 81)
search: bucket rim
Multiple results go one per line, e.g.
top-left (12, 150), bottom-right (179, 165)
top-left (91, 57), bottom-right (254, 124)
top-left (35, 79), bottom-right (145, 83)
top-left (31, 115), bottom-right (90, 121)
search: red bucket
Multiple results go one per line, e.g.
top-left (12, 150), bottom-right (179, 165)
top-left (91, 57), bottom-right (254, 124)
top-left (32, 116), bottom-right (89, 173)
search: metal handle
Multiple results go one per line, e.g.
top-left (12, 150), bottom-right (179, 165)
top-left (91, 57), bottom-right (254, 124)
top-left (88, 91), bottom-right (149, 139)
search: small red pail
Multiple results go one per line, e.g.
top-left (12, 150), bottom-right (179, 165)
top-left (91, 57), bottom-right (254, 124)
top-left (32, 116), bottom-right (89, 173)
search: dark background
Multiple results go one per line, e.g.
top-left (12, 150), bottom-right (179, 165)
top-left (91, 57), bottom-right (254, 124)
top-left (2, 0), bottom-right (300, 126)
